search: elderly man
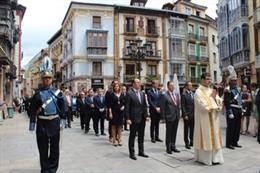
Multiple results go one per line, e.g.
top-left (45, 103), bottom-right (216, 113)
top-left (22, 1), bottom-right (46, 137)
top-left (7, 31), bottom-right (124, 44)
top-left (193, 73), bottom-right (224, 165)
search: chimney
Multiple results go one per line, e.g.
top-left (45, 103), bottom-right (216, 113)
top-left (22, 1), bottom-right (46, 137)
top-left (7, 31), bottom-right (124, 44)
top-left (130, 0), bottom-right (148, 7)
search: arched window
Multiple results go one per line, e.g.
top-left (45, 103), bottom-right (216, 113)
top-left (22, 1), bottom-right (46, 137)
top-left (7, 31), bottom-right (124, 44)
top-left (242, 24), bottom-right (249, 48)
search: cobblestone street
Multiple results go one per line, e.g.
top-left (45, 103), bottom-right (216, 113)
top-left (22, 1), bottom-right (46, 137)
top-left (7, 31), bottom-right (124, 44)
top-left (0, 113), bottom-right (259, 173)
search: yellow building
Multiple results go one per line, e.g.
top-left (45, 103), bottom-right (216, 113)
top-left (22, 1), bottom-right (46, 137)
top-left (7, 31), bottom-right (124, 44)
top-left (47, 29), bottom-right (63, 89)
top-left (249, 0), bottom-right (260, 85)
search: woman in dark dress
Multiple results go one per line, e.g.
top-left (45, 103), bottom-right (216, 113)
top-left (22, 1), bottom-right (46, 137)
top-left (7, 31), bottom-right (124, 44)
top-left (241, 85), bottom-right (252, 135)
top-left (109, 83), bottom-right (126, 146)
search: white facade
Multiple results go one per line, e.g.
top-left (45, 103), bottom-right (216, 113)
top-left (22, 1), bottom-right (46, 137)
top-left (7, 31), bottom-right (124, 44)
top-left (208, 25), bottom-right (222, 83)
top-left (61, 3), bottom-right (114, 92)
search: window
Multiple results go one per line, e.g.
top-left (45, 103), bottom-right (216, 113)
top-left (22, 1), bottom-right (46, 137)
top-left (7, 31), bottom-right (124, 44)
top-left (242, 24), bottom-right (249, 48)
top-left (147, 65), bottom-right (157, 76)
top-left (212, 35), bottom-right (215, 44)
top-left (214, 71), bottom-right (217, 82)
top-left (170, 63), bottom-right (183, 76)
top-left (147, 19), bottom-right (156, 34)
top-left (185, 7), bottom-right (192, 15)
top-left (199, 27), bottom-right (205, 36)
top-left (87, 31), bottom-right (107, 55)
top-left (126, 17), bottom-right (135, 32)
top-left (200, 45), bottom-right (207, 57)
top-left (196, 11), bottom-right (200, 17)
top-left (188, 24), bottom-right (194, 33)
top-left (213, 52), bottom-right (217, 63)
top-left (93, 62), bottom-right (102, 76)
top-left (171, 38), bottom-right (183, 58)
top-left (147, 41), bottom-right (157, 56)
top-left (188, 43), bottom-right (196, 55)
top-left (93, 16), bottom-right (101, 29)
top-left (190, 66), bottom-right (196, 77)
top-left (125, 64), bottom-right (135, 75)
top-left (170, 19), bottom-right (185, 34)
top-left (201, 67), bottom-right (207, 74)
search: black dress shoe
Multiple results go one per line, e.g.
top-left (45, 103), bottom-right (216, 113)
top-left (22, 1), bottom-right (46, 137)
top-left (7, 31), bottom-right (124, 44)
top-left (151, 139), bottom-right (156, 143)
top-left (190, 142), bottom-right (193, 147)
top-left (138, 153), bottom-right (149, 158)
top-left (212, 162), bottom-right (220, 165)
top-left (101, 133), bottom-right (106, 136)
top-left (130, 155), bottom-right (137, 160)
top-left (226, 146), bottom-right (235, 150)
top-left (172, 148), bottom-right (180, 153)
top-left (95, 134), bottom-right (100, 136)
top-left (166, 150), bottom-right (172, 154)
top-left (185, 145), bottom-right (191, 149)
top-left (233, 144), bottom-right (242, 148)
top-left (156, 139), bottom-right (163, 142)
top-left (85, 130), bottom-right (89, 134)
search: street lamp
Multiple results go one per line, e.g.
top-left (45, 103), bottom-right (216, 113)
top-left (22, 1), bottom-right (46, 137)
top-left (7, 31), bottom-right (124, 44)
top-left (127, 38), bottom-right (152, 80)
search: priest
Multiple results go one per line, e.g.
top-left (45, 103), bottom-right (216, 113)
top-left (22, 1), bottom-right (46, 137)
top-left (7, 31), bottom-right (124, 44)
top-left (193, 73), bottom-right (224, 165)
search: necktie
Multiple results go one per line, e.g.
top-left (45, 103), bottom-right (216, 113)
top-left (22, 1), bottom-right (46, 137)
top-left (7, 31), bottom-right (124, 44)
top-left (100, 96), bottom-right (103, 103)
top-left (171, 93), bottom-right (177, 105)
top-left (136, 90), bottom-right (141, 103)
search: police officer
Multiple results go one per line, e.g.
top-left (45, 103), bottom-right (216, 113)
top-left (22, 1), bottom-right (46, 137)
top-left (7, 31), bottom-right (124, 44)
top-left (29, 57), bottom-right (66, 173)
top-left (224, 65), bottom-right (243, 149)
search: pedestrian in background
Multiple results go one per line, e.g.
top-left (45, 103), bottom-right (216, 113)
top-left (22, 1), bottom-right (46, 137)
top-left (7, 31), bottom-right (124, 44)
top-left (181, 81), bottom-right (194, 149)
top-left (251, 83), bottom-right (259, 138)
top-left (241, 85), bottom-right (252, 135)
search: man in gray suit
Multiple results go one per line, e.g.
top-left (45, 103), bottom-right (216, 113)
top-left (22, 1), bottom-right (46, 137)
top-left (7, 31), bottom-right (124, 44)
top-left (126, 78), bottom-right (149, 160)
top-left (161, 81), bottom-right (181, 154)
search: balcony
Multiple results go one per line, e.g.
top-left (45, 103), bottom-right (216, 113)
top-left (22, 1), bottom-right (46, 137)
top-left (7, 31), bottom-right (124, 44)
top-left (232, 50), bottom-right (250, 68)
top-left (201, 56), bottom-right (209, 62)
top-left (254, 6), bottom-right (260, 27)
top-left (169, 74), bottom-right (185, 83)
top-left (146, 26), bottom-right (159, 37)
top-left (256, 54), bottom-right (260, 69)
top-left (188, 33), bottom-right (196, 40)
top-left (168, 28), bottom-right (186, 38)
top-left (122, 48), bottom-right (161, 60)
top-left (124, 74), bottom-right (138, 83)
top-left (145, 74), bottom-right (161, 83)
top-left (199, 35), bottom-right (208, 42)
top-left (188, 55), bottom-right (209, 63)
top-left (124, 25), bottom-right (137, 35)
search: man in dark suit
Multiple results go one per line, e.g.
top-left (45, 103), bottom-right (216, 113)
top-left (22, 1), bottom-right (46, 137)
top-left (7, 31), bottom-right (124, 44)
top-left (256, 89), bottom-right (260, 144)
top-left (147, 80), bottom-right (163, 143)
top-left (77, 92), bottom-right (87, 130)
top-left (126, 78), bottom-right (149, 160)
top-left (93, 88), bottom-right (106, 136)
top-left (85, 89), bottom-right (95, 135)
top-left (161, 81), bottom-right (181, 154)
top-left (181, 81), bottom-right (194, 149)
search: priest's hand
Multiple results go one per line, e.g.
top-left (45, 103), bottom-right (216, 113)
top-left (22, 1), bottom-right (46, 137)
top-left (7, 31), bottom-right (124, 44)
top-left (127, 119), bottom-right (132, 125)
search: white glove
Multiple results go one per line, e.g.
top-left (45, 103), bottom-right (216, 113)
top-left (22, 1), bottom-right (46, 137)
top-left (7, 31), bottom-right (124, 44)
top-left (99, 108), bottom-right (105, 112)
top-left (229, 114), bottom-right (234, 119)
top-left (60, 119), bottom-right (66, 129)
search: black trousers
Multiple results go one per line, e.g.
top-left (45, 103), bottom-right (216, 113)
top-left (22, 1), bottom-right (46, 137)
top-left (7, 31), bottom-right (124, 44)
top-left (36, 132), bottom-right (60, 173)
top-left (150, 110), bottom-right (161, 140)
top-left (183, 117), bottom-right (194, 145)
top-left (128, 118), bottom-right (146, 155)
top-left (165, 119), bottom-right (179, 150)
top-left (226, 109), bottom-right (242, 147)
top-left (85, 111), bottom-right (94, 131)
top-left (79, 111), bottom-right (85, 130)
top-left (93, 113), bottom-right (105, 134)
top-left (66, 107), bottom-right (72, 127)
top-left (258, 114), bottom-right (260, 143)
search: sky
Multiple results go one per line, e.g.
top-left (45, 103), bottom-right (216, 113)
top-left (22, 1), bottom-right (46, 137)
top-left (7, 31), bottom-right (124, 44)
top-left (19, 0), bottom-right (218, 67)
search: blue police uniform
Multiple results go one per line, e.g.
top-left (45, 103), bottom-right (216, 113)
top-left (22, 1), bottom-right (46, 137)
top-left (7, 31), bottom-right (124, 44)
top-left (224, 86), bottom-right (243, 148)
